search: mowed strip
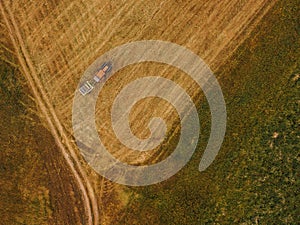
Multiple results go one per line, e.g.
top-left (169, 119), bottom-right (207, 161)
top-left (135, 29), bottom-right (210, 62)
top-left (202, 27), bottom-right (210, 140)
top-left (8, 0), bottom-right (277, 121)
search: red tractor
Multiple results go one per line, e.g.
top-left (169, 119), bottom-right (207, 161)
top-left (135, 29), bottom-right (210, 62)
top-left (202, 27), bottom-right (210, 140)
top-left (79, 62), bottom-right (112, 96)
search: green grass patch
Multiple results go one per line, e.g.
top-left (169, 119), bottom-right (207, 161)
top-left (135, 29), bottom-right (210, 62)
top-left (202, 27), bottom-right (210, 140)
top-left (0, 58), bottom-right (52, 225)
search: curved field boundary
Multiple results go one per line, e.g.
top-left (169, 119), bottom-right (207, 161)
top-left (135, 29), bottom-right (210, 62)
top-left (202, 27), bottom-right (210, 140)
top-left (0, 3), bottom-right (99, 225)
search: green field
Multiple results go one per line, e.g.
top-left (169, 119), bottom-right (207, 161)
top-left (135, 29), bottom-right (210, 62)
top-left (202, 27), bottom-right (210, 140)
top-left (0, 57), bottom-right (85, 224)
top-left (0, 57), bottom-right (52, 224)
top-left (114, 1), bottom-right (299, 224)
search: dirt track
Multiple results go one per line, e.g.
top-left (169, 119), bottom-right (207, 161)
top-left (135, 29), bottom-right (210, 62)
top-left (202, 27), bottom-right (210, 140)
top-left (1, 0), bottom-right (278, 224)
top-left (0, 4), bottom-right (98, 225)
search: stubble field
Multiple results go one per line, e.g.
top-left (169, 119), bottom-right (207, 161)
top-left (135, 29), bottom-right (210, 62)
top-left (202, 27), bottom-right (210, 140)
top-left (1, 0), bottom-right (281, 224)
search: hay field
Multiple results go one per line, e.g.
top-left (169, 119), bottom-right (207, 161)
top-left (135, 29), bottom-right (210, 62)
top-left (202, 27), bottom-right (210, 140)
top-left (1, 0), bottom-right (278, 224)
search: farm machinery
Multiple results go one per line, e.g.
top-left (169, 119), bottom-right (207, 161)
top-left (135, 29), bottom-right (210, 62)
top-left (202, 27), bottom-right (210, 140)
top-left (79, 62), bottom-right (112, 96)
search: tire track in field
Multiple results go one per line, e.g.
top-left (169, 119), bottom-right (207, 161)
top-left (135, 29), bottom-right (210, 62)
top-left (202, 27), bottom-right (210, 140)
top-left (0, 3), bottom-right (99, 225)
top-left (89, 0), bottom-right (278, 164)
top-left (25, 0), bottom-right (277, 171)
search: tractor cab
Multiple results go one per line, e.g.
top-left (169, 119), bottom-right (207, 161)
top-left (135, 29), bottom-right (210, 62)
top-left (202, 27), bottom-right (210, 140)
top-left (79, 62), bottom-right (112, 96)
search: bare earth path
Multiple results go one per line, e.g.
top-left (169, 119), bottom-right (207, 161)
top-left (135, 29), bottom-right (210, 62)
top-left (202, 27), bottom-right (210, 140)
top-left (0, 4), bottom-right (99, 225)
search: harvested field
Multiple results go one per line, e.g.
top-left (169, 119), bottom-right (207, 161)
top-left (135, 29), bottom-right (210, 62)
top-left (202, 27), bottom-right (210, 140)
top-left (1, 0), bottom-right (278, 224)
